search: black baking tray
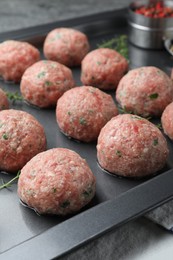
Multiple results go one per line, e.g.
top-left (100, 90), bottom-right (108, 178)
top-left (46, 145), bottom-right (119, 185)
top-left (1, 8), bottom-right (173, 260)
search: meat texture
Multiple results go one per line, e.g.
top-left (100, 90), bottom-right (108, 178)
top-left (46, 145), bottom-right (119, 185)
top-left (0, 109), bottom-right (46, 172)
top-left (97, 114), bottom-right (168, 178)
top-left (20, 60), bottom-right (76, 108)
top-left (0, 40), bottom-right (40, 82)
top-left (81, 48), bottom-right (128, 90)
top-left (43, 27), bottom-right (90, 67)
top-left (18, 148), bottom-right (96, 215)
top-left (116, 66), bottom-right (173, 117)
top-left (56, 86), bottom-right (118, 142)
top-left (161, 101), bottom-right (173, 140)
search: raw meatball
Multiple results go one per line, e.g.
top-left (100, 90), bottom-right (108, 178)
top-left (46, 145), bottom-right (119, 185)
top-left (116, 66), bottom-right (173, 117)
top-left (0, 88), bottom-right (9, 110)
top-left (20, 60), bottom-right (75, 108)
top-left (161, 101), bottom-right (173, 140)
top-left (56, 86), bottom-right (118, 142)
top-left (43, 27), bottom-right (90, 67)
top-left (81, 48), bottom-right (128, 90)
top-left (0, 109), bottom-right (46, 172)
top-left (18, 148), bottom-right (96, 215)
top-left (97, 114), bottom-right (168, 178)
top-left (0, 40), bottom-right (40, 82)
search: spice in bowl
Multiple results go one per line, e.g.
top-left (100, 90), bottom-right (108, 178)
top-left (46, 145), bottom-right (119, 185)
top-left (128, 0), bottom-right (173, 49)
top-left (134, 1), bottom-right (173, 18)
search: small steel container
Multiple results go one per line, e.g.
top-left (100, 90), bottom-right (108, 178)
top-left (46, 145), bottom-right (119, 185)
top-left (128, 0), bottom-right (173, 49)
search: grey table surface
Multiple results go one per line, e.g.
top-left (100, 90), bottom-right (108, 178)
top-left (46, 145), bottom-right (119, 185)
top-left (1, 0), bottom-right (173, 259)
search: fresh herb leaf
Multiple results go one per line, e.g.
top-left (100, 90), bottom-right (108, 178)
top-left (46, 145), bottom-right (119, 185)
top-left (118, 106), bottom-right (133, 114)
top-left (116, 150), bottom-right (122, 157)
top-left (52, 187), bottom-right (57, 193)
top-left (83, 187), bottom-right (93, 198)
top-left (37, 71), bottom-right (46, 78)
top-left (5, 91), bottom-right (23, 104)
top-left (153, 138), bottom-right (159, 146)
top-left (97, 35), bottom-right (128, 60)
top-left (0, 170), bottom-right (20, 190)
top-left (44, 81), bottom-right (52, 86)
top-left (60, 200), bottom-right (70, 208)
top-left (156, 123), bottom-right (162, 130)
top-left (149, 93), bottom-right (159, 99)
top-left (2, 133), bottom-right (8, 140)
top-left (79, 117), bottom-right (87, 125)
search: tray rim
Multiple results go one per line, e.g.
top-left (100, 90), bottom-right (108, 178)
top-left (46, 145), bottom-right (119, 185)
top-left (1, 7), bottom-right (173, 259)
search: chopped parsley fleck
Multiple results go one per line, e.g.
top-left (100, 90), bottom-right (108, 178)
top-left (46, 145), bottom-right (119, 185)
top-left (149, 93), bottom-right (159, 99)
top-left (97, 35), bottom-right (128, 60)
top-left (56, 33), bottom-right (61, 39)
top-left (50, 63), bottom-right (57, 68)
top-left (79, 117), bottom-right (87, 125)
top-left (37, 71), bottom-right (46, 79)
top-left (45, 81), bottom-right (52, 86)
top-left (67, 111), bottom-right (71, 116)
top-left (118, 106), bottom-right (133, 115)
top-left (116, 150), bottom-right (122, 157)
top-left (96, 61), bottom-right (101, 65)
top-left (2, 133), bottom-right (8, 140)
top-left (52, 187), bottom-right (57, 193)
top-left (88, 109), bottom-right (94, 114)
top-left (153, 138), bottom-right (158, 146)
top-left (82, 187), bottom-right (93, 198)
top-left (156, 123), bottom-right (162, 130)
top-left (0, 123), bottom-right (3, 128)
top-left (60, 200), bottom-right (70, 208)
top-left (83, 187), bottom-right (93, 197)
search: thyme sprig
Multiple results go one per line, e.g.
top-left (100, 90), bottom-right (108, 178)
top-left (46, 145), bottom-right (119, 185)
top-left (5, 91), bottom-right (23, 104)
top-left (0, 170), bottom-right (20, 190)
top-left (97, 35), bottom-right (129, 60)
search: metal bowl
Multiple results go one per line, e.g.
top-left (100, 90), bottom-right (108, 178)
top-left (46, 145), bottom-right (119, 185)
top-left (128, 0), bottom-right (173, 49)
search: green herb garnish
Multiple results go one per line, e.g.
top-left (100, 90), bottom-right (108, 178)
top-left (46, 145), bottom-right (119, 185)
top-left (97, 35), bottom-right (128, 60)
top-left (52, 187), bottom-right (57, 193)
top-left (60, 200), bottom-right (70, 208)
top-left (45, 81), bottom-right (52, 86)
top-left (156, 123), bottom-right (162, 130)
top-left (0, 170), bottom-right (20, 190)
top-left (5, 91), bottom-right (23, 104)
top-left (149, 93), bottom-right (159, 99)
top-left (118, 106), bottom-right (133, 114)
top-left (37, 71), bottom-right (46, 78)
top-left (116, 150), bottom-right (122, 157)
top-left (79, 117), bottom-right (87, 125)
top-left (2, 133), bottom-right (8, 140)
top-left (153, 138), bottom-right (159, 146)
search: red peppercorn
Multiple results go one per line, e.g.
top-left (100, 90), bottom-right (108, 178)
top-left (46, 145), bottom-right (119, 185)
top-left (134, 1), bottom-right (173, 18)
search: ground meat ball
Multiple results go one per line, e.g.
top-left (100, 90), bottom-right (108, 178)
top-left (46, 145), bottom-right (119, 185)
top-left (0, 40), bottom-right (40, 82)
top-left (20, 60), bottom-right (75, 108)
top-left (81, 48), bottom-right (128, 90)
top-left (0, 88), bottom-right (9, 110)
top-left (0, 109), bottom-right (46, 172)
top-left (56, 86), bottom-right (118, 142)
top-left (18, 148), bottom-right (96, 215)
top-left (43, 28), bottom-right (90, 67)
top-left (97, 114), bottom-right (168, 178)
top-left (116, 66), bottom-right (173, 117)
top-left (161, 102), bottom-right (173, 140)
